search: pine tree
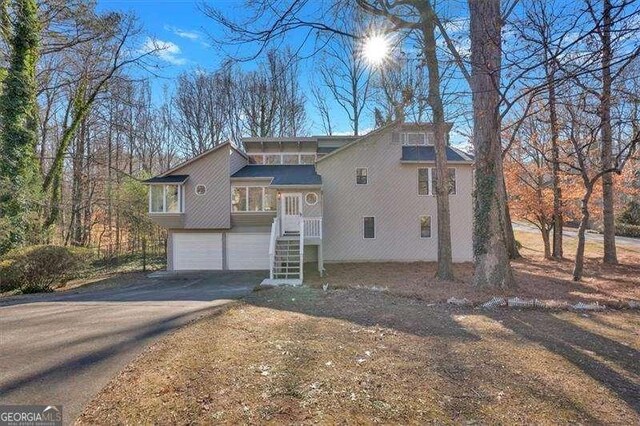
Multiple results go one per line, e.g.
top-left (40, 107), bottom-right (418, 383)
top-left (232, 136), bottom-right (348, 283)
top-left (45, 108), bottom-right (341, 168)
top-left (0, 0), bottom-right (42, 254)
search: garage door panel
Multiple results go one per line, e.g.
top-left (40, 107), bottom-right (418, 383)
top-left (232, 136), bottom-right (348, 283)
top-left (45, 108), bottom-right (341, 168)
top-left (227, 233), bottom-right (270, 270)
top-left (173, 233), bottom-right (222, 270)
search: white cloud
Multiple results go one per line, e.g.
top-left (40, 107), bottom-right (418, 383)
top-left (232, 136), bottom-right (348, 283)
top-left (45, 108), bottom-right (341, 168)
top-left (142, 37), bottom-right (186, 65)
top-left (165, 25), bottom-right (201, 41)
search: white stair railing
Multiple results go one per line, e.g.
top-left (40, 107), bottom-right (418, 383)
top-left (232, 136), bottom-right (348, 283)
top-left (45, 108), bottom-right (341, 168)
top-left (268, 218), bottom-right (279, 280)
top-left (299, 217), bottom-right (304, 283)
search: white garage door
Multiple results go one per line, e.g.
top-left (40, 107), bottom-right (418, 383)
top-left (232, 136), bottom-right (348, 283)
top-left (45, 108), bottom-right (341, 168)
top-left (227, 233), bottom-right (270, 270)
top-left (173, 233), bottom-right (223, 270)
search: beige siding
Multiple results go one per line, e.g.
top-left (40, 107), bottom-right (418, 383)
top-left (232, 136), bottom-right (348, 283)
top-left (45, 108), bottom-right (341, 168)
top-left (178, 146), bottom-right (232, 229)
top-left (149, 213), bottom-right (184, 228)
top-left (231, 212), bottom-right (276, 227)
top-left (230, 148), bottom-right (248, 174)
top-left (316, 128), bottom-right (473, 262)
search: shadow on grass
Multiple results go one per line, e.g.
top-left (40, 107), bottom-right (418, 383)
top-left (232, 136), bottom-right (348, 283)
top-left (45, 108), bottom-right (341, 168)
top-left (247, 286), bottom-right (640, 416)
top-left (489, 311), bottom-right (640, 414)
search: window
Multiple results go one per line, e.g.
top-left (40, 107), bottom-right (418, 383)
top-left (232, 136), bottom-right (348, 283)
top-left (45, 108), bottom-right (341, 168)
top-left (195, 184), bottom-right (206, 195)
top-left (264, 155), bottom-right (281, 165)
top-left (232, 186), bottom-right (277, 212)
top-left (247, 153), bottom-right (317, 165)
top-left (420, 216), bottom-right (432, 238)
top-left (249, 155), bottom-right (264, 164)
top-left (356, 167), bottom-right (368, 185)
top-left (282, 154), bottom-right (299, 165)
top-left (248, 187), bottom-right (263, 211)
top-left (418, 168), bottom-right (430, 195)
top-left (264, 188), bottom-right (277, 211)
top-left (418, 167), bottom-right (456, 196)
top-left (232, 187), bottom-right (247, 212)
top-left (400, 131), bottom-right (434, 146)
top-left (300, 154), bottom-right (316, 164)
top-left (432, 168), bottom-right (457, 195)
top-left (149, 184), bottom-right (182, 213)
top-left (363, 216), bottom-right (375, 239)
top-left (305, 192), bottom-right (318, 205)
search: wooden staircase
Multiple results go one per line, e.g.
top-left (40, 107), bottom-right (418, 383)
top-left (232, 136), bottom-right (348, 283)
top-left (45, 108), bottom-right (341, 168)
top-left (262, 220), bottom-right (304, 286)
top-left (272, 234), bottom-right (301, 282)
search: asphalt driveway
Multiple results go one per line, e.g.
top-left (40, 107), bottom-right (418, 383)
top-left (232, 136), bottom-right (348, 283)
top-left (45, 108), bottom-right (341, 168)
top-left (0, 271), bottom-right (265, 424)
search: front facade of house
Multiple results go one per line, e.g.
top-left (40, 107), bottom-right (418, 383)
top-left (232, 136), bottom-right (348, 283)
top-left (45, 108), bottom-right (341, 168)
top-left (145, 123), bottom-right (474, 284)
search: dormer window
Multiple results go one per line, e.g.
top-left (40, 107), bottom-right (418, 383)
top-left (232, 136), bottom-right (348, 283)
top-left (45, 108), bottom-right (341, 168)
top-left (401, 132), bottom-right (433, 146)
top-left (149, 184), bottom-right (183, 213)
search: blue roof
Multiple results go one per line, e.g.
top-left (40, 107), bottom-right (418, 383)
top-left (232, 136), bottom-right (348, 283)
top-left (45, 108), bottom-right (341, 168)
top-left (231, 165), bottom-right (322, 186)
top-left (401, 146), bottom-right (473, 162)
top-left (143, 175), bottom-right (189, 184)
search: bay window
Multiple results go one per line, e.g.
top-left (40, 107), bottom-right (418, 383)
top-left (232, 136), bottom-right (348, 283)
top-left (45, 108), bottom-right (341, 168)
top-left (149, 184), bottom-right (183, 213)
top-left (232, 186), bottom-right (278, 212)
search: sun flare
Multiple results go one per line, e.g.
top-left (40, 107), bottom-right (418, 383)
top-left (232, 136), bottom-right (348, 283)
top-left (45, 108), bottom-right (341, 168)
top-left (361, 34), bottom-right (390, 66)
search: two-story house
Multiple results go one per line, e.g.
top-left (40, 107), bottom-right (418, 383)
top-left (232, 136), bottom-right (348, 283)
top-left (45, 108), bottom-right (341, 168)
top-left (144, 123), bottom-right (474, 285)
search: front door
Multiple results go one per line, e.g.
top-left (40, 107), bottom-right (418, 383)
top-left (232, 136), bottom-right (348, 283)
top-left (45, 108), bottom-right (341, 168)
top-left (281, 193), bottom-right (302, 234)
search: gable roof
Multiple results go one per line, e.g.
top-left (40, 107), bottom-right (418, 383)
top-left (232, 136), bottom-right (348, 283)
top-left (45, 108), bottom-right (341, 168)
top-left (315, 122), bottom-right (397, 163)
top-left (158, 141), bottom-right (247, 177)
top-left (231, 165), bottom-right (322, 186)
top-left (401, 146), bottom-right (474, 163)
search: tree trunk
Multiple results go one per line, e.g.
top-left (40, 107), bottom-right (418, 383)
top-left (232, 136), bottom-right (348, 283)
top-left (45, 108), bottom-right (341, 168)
top-left (547, 60), bottom-right (563, 260)
top-left (600, 0), bottom-right (617, 265)
top-left (502, 176), bottom-right (520, 259)
top-left (422, 5), bottom-right (454, 280)
top-left (573, 187), bottom-right (594, 281)
top-left (541, 226), bottom-right (551, 260)
top-left (468, 0), bottom-right (515, 289)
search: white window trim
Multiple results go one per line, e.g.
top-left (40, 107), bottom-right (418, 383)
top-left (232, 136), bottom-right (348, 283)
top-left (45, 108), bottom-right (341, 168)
top-left (305, 192), bottom-right (318, 206)
top-left (231, 186), bottom-right (277, 213)
top-left (250, 152), bottom-right (317, 165)
top-left (420, 215), bottom-right (433, 239)
top-left (148, 184), bottom-right (184, 214)
top-left (356, 167), bottom-right (368, 185)
top-left (417, 167), bottom-right (430, 196)
top-left (363, 216), bottom-right (376, 240)
top-left (417, 167), bottom-right (457, 197)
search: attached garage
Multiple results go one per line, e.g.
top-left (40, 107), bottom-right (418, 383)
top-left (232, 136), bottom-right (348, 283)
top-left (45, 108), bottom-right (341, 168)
top-left (172, 233), bottom-right (223, 270)
top-left (227, 233), bottom-right (270, 270)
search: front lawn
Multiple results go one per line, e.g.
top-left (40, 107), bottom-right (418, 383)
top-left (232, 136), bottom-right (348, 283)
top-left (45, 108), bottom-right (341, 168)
top-left (77, 231), bottom-right (640, 424)
top-left (78, 286), bottom-right (640, 424)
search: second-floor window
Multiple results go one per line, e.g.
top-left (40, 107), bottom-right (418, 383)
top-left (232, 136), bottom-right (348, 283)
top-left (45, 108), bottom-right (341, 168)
top-left (356, 167), bottom-right (368, 185)
top-left (418, 167), bottom-right (457, 196)
top-left (149, 185), bottom-right (183, 213)
top-left (232, 186), bottom-right (277, 212)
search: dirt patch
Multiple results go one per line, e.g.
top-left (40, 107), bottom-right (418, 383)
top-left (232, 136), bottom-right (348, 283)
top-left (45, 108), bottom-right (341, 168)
top-left (305, 231), bottom-right (640, 305)
top-left (78, 286), bottom-right (640, 424)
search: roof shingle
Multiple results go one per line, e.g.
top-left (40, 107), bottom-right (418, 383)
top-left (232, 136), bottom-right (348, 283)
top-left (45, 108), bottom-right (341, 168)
top-left (143, 175), bottom-right (189, 184)
top-left (231, 165), bottom-right (322, 186)
top-left (401, 146), bottom-right (473, 162)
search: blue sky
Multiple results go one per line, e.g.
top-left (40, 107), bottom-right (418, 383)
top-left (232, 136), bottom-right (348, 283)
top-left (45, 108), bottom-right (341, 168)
top-left (97, 0), bottom-right (363, 135)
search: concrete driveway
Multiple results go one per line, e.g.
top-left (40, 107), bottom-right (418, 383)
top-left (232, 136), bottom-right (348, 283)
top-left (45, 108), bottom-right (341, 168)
top-left (0, 271), bottom-right (266, 424)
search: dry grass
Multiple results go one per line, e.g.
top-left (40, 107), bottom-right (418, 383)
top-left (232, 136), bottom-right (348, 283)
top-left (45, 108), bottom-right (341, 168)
top-left (305, 230), bottom-right (640, 304)
top-left (78, 287), bottom-right (640, 424)
top-left (77, 230), bottom-right (640, 424)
